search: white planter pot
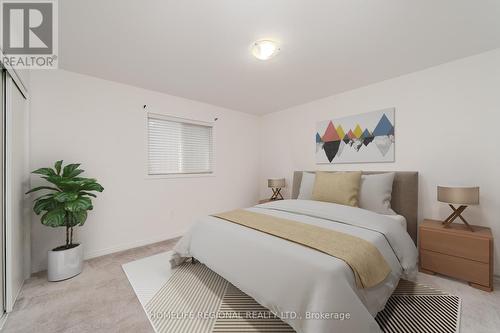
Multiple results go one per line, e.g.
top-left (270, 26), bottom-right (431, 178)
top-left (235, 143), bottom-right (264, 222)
top-left (47, 244), bottom-right (83, 281)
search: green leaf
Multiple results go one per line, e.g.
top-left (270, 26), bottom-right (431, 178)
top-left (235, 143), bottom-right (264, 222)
top-left (32, 168), bottom-right (56, 177)
top-left (42, 175), bottom-right (64, 187)
top-left (79, 191), bottom-right (97, 198)
top-left (54, 160), bottom-right (63, 175)
top-left (59, 181), bottom-right (82, 192)
top-left (76, 178), bottom-right (96, 185)
top-left (43, 176), bottom-right (80, 191)
top-left (62, 164), bottom-right (81, 177)
top-left (80, 182), bottom-right (104, 192)
top-left (53, 192), bottom-right (78, 203)
top-left (71, 177), bottom-right (88, 182)
top-left (41, 208), bottom-right (66, 227)
top-left (34, 193), bottom-right (55, 201)
top-left (25, 186), bottom-right (60, 195)
top-left (67, 169), bottom-right (85, 178)
top-left (64, 197), bottom-right (92, 212)
top-left (34, 198), bottom-right (58, 215)
top-left (30, 161), bottom-right (102, 232)
top-left (70, 210), bottom-right (88, 226)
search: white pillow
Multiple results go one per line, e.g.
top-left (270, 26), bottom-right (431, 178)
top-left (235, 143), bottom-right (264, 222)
top-left (358, 172), bottom-right (396, 215)
top-left (297, 172), bottom-right (316, 199)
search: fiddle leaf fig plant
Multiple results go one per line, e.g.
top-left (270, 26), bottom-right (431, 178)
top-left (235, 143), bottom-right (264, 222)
top-left (26, 161), bottom-right (104, 251)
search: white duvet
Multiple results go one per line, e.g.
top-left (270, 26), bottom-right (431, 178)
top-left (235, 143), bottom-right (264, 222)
top-left (173, 199), bottom-right (418, 333)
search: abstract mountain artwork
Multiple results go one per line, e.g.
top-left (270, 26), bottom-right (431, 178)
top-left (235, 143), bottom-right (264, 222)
top-left (316, 108), bottom-right (395, 164)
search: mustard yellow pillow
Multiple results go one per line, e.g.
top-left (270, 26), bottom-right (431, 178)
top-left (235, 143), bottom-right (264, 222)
top-left (312, 171), bottom-right (362, 207)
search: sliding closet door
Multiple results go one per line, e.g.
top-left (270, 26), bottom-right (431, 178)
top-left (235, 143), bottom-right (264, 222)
top-left (5, 74), bottom-right (29, 312)
top-left (0, 70), bottom-right (4, 315)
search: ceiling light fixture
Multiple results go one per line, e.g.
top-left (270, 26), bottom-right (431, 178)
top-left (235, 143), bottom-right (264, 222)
top-left (251, 40), bottom-right (280, 60)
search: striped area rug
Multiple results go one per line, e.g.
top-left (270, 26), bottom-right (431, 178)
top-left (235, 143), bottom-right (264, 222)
top-left (212, 284), bottom-right (294, 332)
top-left (376, 279), bottom-right (461, 333)
top-left (145, 263), bottom-right (228, 332)
top-left (143, 263), bottom-right (461, 333)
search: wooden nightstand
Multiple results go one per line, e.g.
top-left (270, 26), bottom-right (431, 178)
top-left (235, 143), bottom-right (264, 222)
top-left (419, 219), bottom-right (493, 291)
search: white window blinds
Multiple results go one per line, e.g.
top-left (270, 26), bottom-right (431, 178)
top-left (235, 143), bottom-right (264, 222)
top-left (148, 114), bottom-right (214, 175)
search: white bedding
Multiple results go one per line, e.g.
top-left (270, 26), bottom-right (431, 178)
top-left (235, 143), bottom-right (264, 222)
top-left (173, 199), bottom-right (418, 333)
top-left (383, 214), bottom-right (407, 229)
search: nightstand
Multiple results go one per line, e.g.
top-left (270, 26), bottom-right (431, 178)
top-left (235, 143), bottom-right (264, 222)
top-left (419, 219), bottom-right (493, 291)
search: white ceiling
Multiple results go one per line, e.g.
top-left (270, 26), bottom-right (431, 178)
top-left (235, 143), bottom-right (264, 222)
top-left (59, 0), bottom-right (500, 115)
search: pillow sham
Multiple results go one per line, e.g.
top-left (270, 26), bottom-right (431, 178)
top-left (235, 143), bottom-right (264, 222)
top-left (297, 172), bottom-right (315, 199)
top-left (312, 171), bottom-right (362, 207)
top-left (358, 172), bottom-right (396, 214)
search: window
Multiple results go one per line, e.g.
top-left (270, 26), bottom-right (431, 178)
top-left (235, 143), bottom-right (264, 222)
top-left (148, 114), bottom-right (214, 175)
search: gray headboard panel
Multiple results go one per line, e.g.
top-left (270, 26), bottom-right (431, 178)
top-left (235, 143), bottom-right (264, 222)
top-left (292, 171), bottom-right (419, 244)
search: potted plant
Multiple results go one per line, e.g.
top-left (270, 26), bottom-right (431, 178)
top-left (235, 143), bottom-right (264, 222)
top-left (26, 161), bottom-right (104, 281)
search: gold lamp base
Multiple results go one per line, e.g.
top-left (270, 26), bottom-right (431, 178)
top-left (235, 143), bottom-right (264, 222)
top-left (442, 204), bottom-right (474, 232)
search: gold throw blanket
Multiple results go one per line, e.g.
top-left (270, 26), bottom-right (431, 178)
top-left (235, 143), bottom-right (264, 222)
top-left (213, 209), bottom-right (391, 289)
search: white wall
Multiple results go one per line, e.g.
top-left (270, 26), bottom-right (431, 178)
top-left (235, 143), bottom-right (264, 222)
top-left (259, 49), bottom-right (500, 274)
top-left (29, 70), bottom-right (261, 273)
top-left (29, 49), bottom-right (500, 275)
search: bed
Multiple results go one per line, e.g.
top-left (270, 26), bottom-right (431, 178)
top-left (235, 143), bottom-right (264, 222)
top-left (173, 171), bottom-right (419, 333)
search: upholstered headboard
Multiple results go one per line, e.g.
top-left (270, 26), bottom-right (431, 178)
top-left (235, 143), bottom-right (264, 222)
top-left (291, 171), bottom-right (419, 244)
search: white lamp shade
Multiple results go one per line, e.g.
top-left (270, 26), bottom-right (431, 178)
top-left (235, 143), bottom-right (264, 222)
top-left (268, 178), bottom-right (285, 188)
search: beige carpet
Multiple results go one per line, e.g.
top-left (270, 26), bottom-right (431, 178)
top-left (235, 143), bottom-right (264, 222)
top-left (3, 239), bottom-right (178, 333)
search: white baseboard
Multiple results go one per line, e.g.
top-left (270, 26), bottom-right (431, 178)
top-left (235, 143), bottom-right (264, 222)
top-left (83, 230), bottom-right (186, 260)
top-left (31, 231), bottom-right (186, 274)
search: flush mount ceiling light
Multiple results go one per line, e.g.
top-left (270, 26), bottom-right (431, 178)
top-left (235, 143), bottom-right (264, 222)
top-left (251, 40), bottom-right (280, 60)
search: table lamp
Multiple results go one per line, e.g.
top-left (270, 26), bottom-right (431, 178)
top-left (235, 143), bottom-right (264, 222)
top-left (268, 178), bottom-right (285, 201)
top-left (437, 186), bottom-right (479, 231)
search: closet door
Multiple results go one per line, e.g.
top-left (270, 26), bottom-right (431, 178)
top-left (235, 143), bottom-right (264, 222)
top-left (0, 69), bottom-right (4, 315)
top-left (5, 74), bottom-right (29, 312)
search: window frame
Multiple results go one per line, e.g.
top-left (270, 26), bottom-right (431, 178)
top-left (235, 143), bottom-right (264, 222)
top-left (145, 112), bottom-right (216, 179)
